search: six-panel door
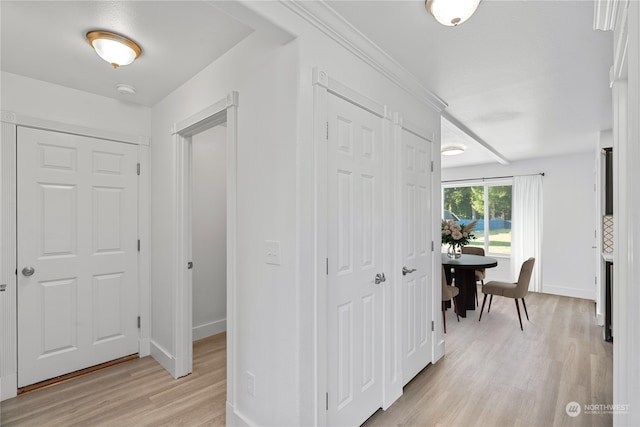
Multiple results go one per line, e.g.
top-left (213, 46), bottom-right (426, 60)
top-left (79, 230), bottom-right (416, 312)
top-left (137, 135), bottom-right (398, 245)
top-left (17, 127), bottom-right (139, 387)
top-left (327, 94), bottom-right (384, 426)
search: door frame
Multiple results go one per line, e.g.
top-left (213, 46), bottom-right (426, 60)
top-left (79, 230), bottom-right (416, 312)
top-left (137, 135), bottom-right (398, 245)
top-left (0, 111), bottom-right (150, 401)
top-left (392, 116), bottom-right (439, 385)
top-left (312, 68), bottom-right (401, 425)
top-left (170, 92), bottom-right (238, 414)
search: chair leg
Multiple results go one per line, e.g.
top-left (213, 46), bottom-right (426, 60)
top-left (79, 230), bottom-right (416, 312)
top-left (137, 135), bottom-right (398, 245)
top-left (515, 299), bottom-right (523, 331)
top-left (475, 283), bottom-right (478, 306)
top-left (488, 294), bottom-right (493, 313)
top-left (452, 296), bottom-right (460, 322)
top-left (442, 301), bottom-right (447, 334)
top-left (522, 298), bottom-right (529, 321)
top-left (479, 294), bottom-right (488, 321)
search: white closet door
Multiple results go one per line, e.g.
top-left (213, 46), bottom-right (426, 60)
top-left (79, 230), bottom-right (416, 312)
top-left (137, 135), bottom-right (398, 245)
top-left (327, 94), bottom-right (384, 426)
top-left (17, 127), bottom-right (139, 387)
top-left (401, 129), bottom-right (433, 385)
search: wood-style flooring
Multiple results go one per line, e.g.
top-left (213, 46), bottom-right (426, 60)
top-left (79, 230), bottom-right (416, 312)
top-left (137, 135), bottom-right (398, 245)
top-left (1, 291), bottom-right (612, 426)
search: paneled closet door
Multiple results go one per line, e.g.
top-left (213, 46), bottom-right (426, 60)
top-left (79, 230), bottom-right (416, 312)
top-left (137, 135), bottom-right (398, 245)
top-left (17, 127), bottom-right (139, 387)
top-left (326, 94), bottom-right (384, 427)
top-left (401, 129), bottom-right (433, 385)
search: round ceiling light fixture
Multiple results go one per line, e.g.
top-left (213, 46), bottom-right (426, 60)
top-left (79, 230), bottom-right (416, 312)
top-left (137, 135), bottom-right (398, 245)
top-left (86, 30), bottom-right (142, 68)
top-left (441, 145), bottom-right (466, 156)
top-left (425, 0), bottom-right (481, 26)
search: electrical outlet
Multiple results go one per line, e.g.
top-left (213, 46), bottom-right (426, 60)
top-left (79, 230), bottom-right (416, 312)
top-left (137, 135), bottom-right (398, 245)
top-left (265, 240), bottom-right (280, 265)
top-left (247, 371), bottom-right (256, 396)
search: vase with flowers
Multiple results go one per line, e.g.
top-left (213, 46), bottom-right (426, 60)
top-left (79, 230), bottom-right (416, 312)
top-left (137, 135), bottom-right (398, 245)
top-left (441, 219), bottom-right (478, 259)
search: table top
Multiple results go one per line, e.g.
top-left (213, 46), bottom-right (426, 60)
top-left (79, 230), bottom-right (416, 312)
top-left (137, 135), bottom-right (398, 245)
top-left (441, 253), bottom-right (498, 269)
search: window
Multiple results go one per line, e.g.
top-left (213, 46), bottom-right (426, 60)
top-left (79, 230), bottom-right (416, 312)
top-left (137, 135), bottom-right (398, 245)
top-left (442, 181), bottom-right (512, 255)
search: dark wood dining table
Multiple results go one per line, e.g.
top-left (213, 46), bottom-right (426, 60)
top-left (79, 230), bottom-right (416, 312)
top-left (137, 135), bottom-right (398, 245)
top-left (441, 253), bottom-right (498, 318)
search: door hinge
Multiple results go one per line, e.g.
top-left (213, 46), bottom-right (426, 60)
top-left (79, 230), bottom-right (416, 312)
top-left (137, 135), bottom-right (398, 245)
top-left (431, 161), bottom-right (434, 172)
top-left (431, 241), bottom-right (434, 252)
top-left (137, 163), bottom-right (141, 176)
top-left (326, 392), bottom-right (329, 410)
top-left (137, 239), bottom-right (141, 252)
top-left (326, 122), bottom-right (329, 140)
top-left (326, 258), bottom-right (329, 275)
top-left (431, 320), bottom-right (435, 332)
top-left (595, 276), bottom-right (598, 285)
top-left (137, 316), bottom-right (141, 329)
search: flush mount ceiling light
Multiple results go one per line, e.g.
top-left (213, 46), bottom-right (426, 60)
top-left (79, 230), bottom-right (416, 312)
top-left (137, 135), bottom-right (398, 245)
top-left (86, 30), bottom-right (142, 68)
top-left (426, 0), bottom-right (481, 26)
top-left (441, 145), bottom-right (466, 156)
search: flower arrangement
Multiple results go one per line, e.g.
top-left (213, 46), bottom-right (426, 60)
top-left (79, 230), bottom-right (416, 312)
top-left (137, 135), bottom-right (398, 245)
top-left (441, 219), bottom-right (478, 248)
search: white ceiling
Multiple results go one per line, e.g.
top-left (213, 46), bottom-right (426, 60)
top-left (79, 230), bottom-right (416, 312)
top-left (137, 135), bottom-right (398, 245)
top-left (327, 0), bottom-right (613, 168)
top-left (0, 1), bottom-right (254, 107)
top-left (1, 1), bottom-right (613, 168)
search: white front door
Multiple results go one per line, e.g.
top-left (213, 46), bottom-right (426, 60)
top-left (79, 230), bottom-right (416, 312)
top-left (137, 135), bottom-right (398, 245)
top-left (327, 94), bottom-right (384, 426)
top-left (17, 127), bottom-right (139, 387)
top-left (400, 129), bottom-right (433, 385)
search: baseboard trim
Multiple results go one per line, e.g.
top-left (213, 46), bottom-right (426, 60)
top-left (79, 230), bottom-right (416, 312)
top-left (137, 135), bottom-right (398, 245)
top-left (0, 373), bottom-right (17, 401)
top-left (139, 337), bottom-right (151, 357)
top-left (433, 338), bottom-right (445, 363)
top-left (193, 319), bottom-right (226, 341)
top-left (227, 401), bottom-right (253, 427)
top-left (542, 285), bottom-right (596, 300)
top-left (150, 340), bottom-right (176, 378)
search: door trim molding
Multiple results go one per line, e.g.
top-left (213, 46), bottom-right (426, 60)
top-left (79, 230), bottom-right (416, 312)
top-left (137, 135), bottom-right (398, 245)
top-left (170, 92), bottom-right (238, 413)
top-left (0, 111), bottom-right (150, 401)
top-left (313, 68), bottom-right (399, 424)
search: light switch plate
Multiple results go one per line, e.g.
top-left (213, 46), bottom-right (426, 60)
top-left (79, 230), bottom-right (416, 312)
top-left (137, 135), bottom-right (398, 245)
top-left (265, 240), bottom-right (280, 265)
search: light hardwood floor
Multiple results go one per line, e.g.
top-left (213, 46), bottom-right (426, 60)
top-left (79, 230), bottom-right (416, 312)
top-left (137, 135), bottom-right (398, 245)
top-left (1, 291), bottom-right (612, 426)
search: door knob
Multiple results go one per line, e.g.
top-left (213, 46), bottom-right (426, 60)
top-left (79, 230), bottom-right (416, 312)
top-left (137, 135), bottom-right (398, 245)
top-left (402, 266), bottom-right (416, 276)
top-left (374, 273), bottom-right (386, 285)
top-left (22, 266), bottom-right (35, 277)
top-left (0, 284), bottom-right (6, 292)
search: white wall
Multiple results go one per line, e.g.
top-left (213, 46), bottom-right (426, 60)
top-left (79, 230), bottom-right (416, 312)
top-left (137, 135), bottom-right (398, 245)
top-left (0, 72), bottom-right (151, 137)
top-left (442, 151), bottom-right (597, 300)
top-left (192, 125), bottom-right (227, 340)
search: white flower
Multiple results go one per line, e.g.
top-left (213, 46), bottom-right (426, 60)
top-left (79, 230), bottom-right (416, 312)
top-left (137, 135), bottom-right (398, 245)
top-left (452, 230), bottom-right (463, 240)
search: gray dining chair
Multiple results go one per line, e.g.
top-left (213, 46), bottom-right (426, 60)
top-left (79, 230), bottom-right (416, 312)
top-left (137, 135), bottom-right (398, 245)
top-left (478, 257), bottom-right (535, 331)
top-left (441, 266), bottom-right (459, 333)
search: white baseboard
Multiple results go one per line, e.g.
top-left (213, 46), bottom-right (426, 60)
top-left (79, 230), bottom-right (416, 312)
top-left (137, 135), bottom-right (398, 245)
top-left (150, 340), bottom-right (176, 378)
top-left (139, 337), bottom-right (151, 357)
top-left (542, 285), bottom-right (595, 300)
top-left (0, 373), bottom-right (17, 401)
top-left (193, 318), bottom-right (226, 341)
top-left (227, 401), bottom-right (253, 426)
top-left (433, 338), bottom-right (445, 363)
top-left (596, 312), bottom-right (605, 326)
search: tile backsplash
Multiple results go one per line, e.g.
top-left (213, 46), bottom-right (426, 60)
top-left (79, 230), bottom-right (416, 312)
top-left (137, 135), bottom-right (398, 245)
top-left (603, 215), bottom-right (613, 253)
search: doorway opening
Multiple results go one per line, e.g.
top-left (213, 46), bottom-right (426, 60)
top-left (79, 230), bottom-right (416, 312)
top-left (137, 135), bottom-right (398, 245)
top-left (172, 92), bottom-right (238, 417)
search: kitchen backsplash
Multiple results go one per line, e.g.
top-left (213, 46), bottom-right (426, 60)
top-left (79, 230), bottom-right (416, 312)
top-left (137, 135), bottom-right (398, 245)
top-left (603, 215), bottom-right (613, 253)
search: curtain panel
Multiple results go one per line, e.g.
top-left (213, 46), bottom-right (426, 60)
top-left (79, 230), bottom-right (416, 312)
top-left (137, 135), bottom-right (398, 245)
top-left (511, 175), bottom-right (543, 292)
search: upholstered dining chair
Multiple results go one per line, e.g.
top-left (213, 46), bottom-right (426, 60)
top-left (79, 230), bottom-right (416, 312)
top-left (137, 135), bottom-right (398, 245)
top-left (478, 257), bottom-right (535, 331)
top-left (441, 266), bottom-right (460, 334)
top-left (461, 246), bottom-right (485, 306)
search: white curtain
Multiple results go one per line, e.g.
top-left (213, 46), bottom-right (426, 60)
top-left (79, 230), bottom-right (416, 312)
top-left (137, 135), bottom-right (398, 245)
top-left (511, 175), bottom-right (543, 292)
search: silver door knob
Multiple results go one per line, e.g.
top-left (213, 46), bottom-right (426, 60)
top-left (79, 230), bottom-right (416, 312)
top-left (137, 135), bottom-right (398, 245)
top-left (402, 266), bottom-right (417, 276)
top-left (22, 266), bottom-right (35, 277)
top-left (374, 273), bottom-right (386, 285)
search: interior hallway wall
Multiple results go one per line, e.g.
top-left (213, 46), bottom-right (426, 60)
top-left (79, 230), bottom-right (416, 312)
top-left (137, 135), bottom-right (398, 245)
top-left (192, 125), bottom-right (227, 340)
